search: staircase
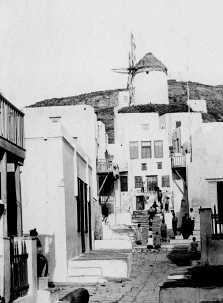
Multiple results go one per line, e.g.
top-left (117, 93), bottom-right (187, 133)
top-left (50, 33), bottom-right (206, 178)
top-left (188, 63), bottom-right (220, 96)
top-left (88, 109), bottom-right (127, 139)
top-left (131, 210), bottom-right (165, 246)
top-left (131, 210), bottom-right (150, 245)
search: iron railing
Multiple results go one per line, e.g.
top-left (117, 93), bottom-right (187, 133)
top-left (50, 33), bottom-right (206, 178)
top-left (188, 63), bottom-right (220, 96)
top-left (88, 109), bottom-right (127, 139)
top-left (0, 96), bottom-right (24, 149)
top-left (10, 238), bottom-right (29, 301)
top-left (171, 154), bottom-right (186, 168)
top-left (211, 205), bottom-right (223, 236)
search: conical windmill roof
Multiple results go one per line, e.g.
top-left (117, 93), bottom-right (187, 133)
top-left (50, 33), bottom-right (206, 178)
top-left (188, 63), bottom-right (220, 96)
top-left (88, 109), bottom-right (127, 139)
top-left (135, 52), bottom-right (167, 74)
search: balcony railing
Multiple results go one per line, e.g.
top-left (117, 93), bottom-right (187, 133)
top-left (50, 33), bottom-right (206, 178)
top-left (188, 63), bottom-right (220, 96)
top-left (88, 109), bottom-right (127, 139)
top-left (0, 96), bottom-right (24, 149)
top-left (97, 159), bottom-right (113, 173)
top-left (171, 154), bottom-right (186, 168)
top-left (10, 238), bottom-right (29, 301)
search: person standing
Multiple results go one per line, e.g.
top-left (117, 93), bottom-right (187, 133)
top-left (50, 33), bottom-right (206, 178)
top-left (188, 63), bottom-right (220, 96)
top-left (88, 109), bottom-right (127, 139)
top-left (172, 212), bottom-right (178, 237)
top-left (181, 213), bottom-right (191, 239)
top-left (135, 223), bottom-right (143, 245)
top-left (189, 208), bottom-right (195, 235)
top-left (160, 219), bottom-right (167, 242)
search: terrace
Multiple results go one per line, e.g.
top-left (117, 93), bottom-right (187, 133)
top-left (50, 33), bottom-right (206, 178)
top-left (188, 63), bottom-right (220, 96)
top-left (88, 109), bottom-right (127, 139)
top-left (0, 95), bottom-right (25, 159)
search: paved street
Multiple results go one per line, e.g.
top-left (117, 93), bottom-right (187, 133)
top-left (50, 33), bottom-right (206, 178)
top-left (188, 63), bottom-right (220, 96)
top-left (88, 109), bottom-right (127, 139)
top-left (87, 250), bottom-right (177, 303)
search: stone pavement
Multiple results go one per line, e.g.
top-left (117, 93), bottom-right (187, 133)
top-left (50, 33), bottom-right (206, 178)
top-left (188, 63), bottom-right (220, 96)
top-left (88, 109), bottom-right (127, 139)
top-left (86, 250), bottom-right (177, 303)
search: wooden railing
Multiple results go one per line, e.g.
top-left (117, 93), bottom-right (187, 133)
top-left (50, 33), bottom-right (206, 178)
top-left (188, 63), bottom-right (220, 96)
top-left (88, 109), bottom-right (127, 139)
top-left (0, 96), bottom-right (24, 149)
top-left (171, 154), bottom-right (186, 168)
top-left (10, 238), bottom-right (29, 301)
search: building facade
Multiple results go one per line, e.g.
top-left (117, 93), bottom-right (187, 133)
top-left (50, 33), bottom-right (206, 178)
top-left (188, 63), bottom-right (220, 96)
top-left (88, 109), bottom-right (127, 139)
top-left (21, 105), bottom-right (103, 282)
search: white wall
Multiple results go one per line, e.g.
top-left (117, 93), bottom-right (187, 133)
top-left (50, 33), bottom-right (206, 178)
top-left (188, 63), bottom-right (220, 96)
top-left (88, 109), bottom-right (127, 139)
top-left (188, 123), bottom-right (223, 211)
top-left (21, 118), bottom-right (95, 282)
top-left (23, 105), bottom-right (98, 199)
top-left (21, 134), bottom-right (68, 281)
top-left (134, 71), bottom-right (169, 105)
top-left (97, 121), bottom-right (108, 160)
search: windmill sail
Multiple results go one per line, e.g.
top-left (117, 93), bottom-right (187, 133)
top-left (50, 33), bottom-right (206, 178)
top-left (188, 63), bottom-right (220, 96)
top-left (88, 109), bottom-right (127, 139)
top-left (112, 32), bottom-right (137, 106)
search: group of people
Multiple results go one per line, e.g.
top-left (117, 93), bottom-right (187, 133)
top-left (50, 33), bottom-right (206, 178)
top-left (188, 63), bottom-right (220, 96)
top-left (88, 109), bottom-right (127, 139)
top-left (172, 208), bottom-right (195, 239)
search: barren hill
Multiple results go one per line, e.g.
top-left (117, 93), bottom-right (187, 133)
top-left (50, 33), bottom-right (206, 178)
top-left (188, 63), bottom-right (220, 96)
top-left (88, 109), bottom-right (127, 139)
top-left (30, 80), bottom-right (223, 143)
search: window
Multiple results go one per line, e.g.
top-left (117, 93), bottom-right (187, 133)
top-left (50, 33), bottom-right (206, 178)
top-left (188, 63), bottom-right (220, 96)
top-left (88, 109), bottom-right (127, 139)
top-left (120, 175), bottom-right (128, 192)
top-left (157, 162), bottom-right (162, 169)
top-left (141, 141), bottom-right (152, 158)
top-left (154, 140), bottom-right (163, 158)
top-left (176, 121), bottom-right (181, 128)
top-left (146, 175), bottom-right (158, 191)
top-left (129, 141), bottom-right (139, 159)
top-left (141, 163), bottom-right (147, 171)
top-left (141, 123), bottom-right (149, 130)
top-left (162, 175), bottom-right (170, 187)
top-left (135, 176), bottom-right (143, 188)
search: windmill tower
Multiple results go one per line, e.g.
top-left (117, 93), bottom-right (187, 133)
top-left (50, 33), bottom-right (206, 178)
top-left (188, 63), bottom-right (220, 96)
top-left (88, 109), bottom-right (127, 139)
top-left (113, 34), bottom-right (169, 105)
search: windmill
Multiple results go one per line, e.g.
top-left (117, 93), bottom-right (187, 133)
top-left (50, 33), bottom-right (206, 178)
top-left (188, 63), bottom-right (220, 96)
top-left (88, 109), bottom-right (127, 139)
top-left (112, 33), bottom-right (137, 106)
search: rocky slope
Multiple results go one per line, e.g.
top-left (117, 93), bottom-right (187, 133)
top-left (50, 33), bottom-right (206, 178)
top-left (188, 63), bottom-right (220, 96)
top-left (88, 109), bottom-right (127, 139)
top-left (30, 80), bottom-right (223, 143)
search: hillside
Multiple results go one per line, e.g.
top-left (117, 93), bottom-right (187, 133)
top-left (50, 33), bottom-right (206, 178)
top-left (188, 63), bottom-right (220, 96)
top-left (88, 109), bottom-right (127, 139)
top-left (30, 80), bottom-right (223, 143)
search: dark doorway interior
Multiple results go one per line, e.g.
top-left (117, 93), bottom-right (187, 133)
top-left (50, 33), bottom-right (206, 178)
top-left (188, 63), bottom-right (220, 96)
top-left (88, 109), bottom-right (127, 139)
top-left (7, 172), bottom-right (17, 237)
top-left (136, 196), bottom-right (145, 210)
top-left (217, 181), bottom-right (223, 222)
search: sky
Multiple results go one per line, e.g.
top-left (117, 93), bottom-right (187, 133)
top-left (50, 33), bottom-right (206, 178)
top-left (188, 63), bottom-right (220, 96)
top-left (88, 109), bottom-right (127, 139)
top-left (0, 0), bottom-right (223, 108)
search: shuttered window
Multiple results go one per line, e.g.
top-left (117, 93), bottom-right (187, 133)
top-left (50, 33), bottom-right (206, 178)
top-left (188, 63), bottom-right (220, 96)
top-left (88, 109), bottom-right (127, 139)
top-left (154, 140), bottom-right (163, 158)
top-left (141, 141), bottom-right (152, 158)
top-left (129, 141), bottom-right (139, 159)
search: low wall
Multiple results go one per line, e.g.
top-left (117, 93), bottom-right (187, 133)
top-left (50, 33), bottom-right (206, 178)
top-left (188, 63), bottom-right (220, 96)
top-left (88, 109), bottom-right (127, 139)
top-left (200, 208), bottom-right (223, 265)
top-left (160, 286), bottom-right (223, 303)
top-left (205, 238), bottom-right (223, 265)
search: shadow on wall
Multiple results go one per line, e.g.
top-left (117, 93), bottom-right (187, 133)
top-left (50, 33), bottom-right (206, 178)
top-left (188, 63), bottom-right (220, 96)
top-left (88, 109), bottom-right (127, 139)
top-left (38, 234), bottom-right (55, 281)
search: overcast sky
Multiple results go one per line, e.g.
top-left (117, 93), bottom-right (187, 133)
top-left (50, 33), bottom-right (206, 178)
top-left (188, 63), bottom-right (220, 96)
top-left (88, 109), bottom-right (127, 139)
top-left (0, 0), bottom-right (223, 108)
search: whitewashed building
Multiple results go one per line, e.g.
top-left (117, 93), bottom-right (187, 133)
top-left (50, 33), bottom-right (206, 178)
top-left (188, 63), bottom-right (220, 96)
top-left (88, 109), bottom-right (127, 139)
top-left (21, 105), bottom-right (104, 282)
top-left (107, 110), bottom-right (172, 217)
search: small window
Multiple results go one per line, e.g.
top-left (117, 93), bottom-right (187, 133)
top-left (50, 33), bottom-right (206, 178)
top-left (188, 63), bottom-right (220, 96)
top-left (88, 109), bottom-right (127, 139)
top-left (129, 141), bottom-right (139, 159)
top-left (49, 116), bottom-right (61, 123)
top-left (141, 141), bottom-right (152, 158)
top-left (176, 121), bottom-right (181, 128)
top-left (120, 175), bottom-right (128, 192)
top-left (157, 162), bottom-right (162, 169)
top-left (141, 123), bottom-right (149, 130)
top-left (162, 175), bottom-right (170, 187)
top-left (154, 140), bottom-right (163, 158)
top-left (141, 163), bottom-right (147, 171)
top-left (135, 176), bottom-right (143, 188)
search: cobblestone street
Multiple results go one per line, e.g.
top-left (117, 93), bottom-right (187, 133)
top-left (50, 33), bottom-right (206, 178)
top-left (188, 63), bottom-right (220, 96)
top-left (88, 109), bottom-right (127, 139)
top-left (86, 250), bottom-right (177, 303)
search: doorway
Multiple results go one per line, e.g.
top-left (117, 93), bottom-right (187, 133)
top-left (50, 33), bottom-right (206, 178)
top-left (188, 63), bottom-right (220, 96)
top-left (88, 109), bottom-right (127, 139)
top-left (217, 181), bottom-right (223, 222)
top-left (7, 172), bottom-right (17, 237)
top-left (136, 196), bottom-right (145, 210)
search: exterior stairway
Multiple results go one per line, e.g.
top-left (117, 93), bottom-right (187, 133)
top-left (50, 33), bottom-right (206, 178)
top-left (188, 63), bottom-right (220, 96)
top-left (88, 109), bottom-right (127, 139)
top-left (131, 210), bottom-right (164, 246)
top-left (131, 210), bottom-right (150, 245)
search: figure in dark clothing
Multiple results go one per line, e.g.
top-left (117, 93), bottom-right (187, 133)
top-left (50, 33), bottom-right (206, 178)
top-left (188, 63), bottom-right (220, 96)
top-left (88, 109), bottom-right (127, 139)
top-left (160, 220), bottom-right (167, 242)
top-left (102, 203), bottom-right (109, 223)
top-left (164, 197), bottom-right (170, 212)
top-left (172, 212), bottom-right (178, 237)
top-left (189, 208), bottom-right (195, 235)
top-left (30, 228), bottom-right (48, 277)
top-left (181, 214), bottom-right (191, 239)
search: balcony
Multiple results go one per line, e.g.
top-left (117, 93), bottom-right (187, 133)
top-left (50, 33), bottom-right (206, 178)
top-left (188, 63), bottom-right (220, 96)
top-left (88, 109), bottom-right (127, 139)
top-left (171, 154), bottom-right (186, 168)
top-left (0, 95), bottom-right (25, 158)
top-left (97, 159), bottom-right (113, 173)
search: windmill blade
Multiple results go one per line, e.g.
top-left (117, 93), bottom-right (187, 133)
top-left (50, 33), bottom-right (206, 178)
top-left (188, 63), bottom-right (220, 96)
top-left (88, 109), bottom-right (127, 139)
top-left (111, 68), bottom-right (129, 74)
